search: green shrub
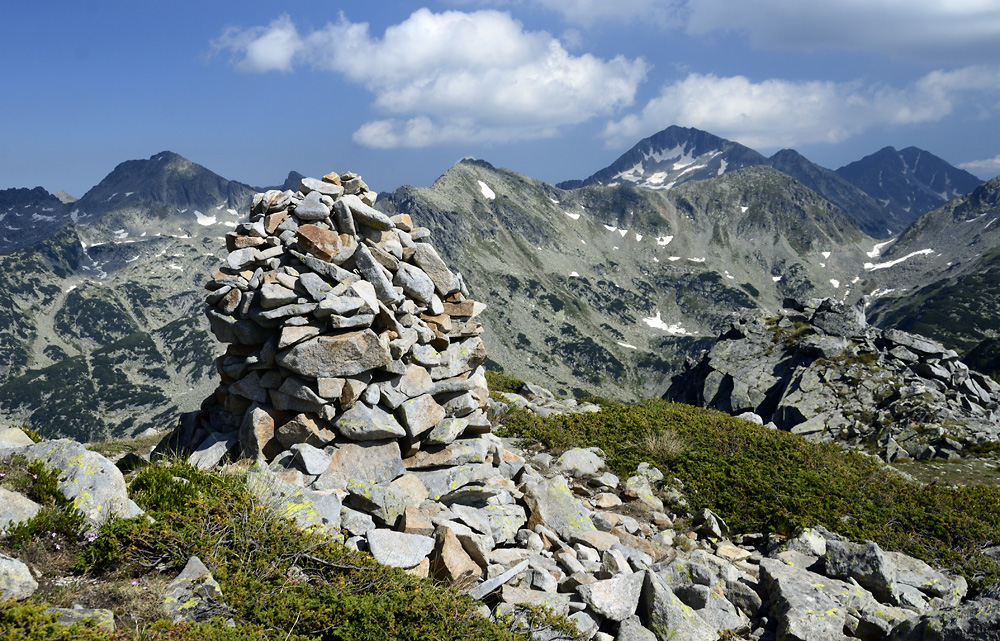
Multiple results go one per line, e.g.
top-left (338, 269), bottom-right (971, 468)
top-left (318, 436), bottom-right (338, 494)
top-left (499, 399), bottom-right (1000, 588)
top-left (72, 460), bottom-right (554, 641)
top-left (485, 369), bottom-right (525, 394)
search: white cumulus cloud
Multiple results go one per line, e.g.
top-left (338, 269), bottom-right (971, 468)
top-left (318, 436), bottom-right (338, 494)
top-left (211, 9), bottom-right (647, 148)
top-left (211, 14), bottom-right (302, 72)
top-left (685, 0), bottom-right (1000, 62)
top-left (603, 66), bottom-right (1000, 150)
top-left (959, 155), bottom-right (1000, 179)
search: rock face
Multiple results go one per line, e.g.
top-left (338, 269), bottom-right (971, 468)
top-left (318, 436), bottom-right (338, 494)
top-left (666, 297), bottom-right (1000, 461)
top-left (159, 170), bottom-right (490, 467)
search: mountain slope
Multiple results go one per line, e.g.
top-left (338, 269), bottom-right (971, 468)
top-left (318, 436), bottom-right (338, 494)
top-left (835, 146), bottom-right (983, 228)
top-left (0, 152), bottom-right (256, 440)
top-left (767, 148), bottom-right (903, 238)
top-left (559, 125), bottom-right (769, 191)
top-left (380, 160), bottom-right (873, 400)
top-left (864, 175), bottom-right (1000, 353)
top-left (0, 187), bottom-right (73, 254)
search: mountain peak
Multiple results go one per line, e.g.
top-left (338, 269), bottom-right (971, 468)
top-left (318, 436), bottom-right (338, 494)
top-left (836, 145), bottom-right (983, 226)
top-left (75, 151), bottom-right (254, 216)
top-left (562, 125), bottom-right (769, 191)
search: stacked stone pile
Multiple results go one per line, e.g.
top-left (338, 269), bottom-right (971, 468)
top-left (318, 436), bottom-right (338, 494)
top-left (666, 297), bottom-right (1000, 461)
top-left (177, 171), bottom-right (491, 467)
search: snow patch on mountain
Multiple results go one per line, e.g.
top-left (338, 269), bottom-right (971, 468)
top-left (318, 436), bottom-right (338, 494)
top-left (478, 181), bottom-right (495, 200)
top-left (194, 210), bottom-right (217, 226)
top-left (867, 240), bottom-right (895, 259)
top-left (864, 248), bottom-right (934, 271)
top-left (643, 311), bottom-right (694, 335)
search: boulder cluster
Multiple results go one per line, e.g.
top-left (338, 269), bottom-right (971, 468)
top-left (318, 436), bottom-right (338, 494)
top-left (5, 424), bottom-right (998, 641)
top-left (667, 297), bottom-right (1000, 461)
top-left (183, 171), bottom-right (491, 467)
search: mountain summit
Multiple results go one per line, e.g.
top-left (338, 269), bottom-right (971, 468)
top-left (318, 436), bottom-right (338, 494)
top-left (559, 125), bottom-right (768, 191)
top-left (835, 146), bottom-right (983, 228)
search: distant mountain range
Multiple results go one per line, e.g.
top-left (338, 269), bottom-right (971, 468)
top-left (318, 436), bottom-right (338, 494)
top-left (0, 128), bottom-right (995, 439)
top-left (558, 125), bottom-right (982, 238)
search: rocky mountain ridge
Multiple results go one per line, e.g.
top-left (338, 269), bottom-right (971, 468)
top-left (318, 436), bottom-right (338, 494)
top-left (666, 297), bottom-right (1000, 462)
top-left (559, 126), bottom-right (983, 239)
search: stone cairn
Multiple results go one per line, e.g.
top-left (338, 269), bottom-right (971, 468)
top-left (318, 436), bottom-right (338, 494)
top-left (178, 171), bottom-right (490, 465)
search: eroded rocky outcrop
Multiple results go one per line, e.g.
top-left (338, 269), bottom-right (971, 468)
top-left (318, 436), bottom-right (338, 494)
top-left (666, 297), bottom-right (1000, 461)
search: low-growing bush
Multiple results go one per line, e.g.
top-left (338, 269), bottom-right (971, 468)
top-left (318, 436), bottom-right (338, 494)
top-left (499, 399), bottom-right (1000, 588)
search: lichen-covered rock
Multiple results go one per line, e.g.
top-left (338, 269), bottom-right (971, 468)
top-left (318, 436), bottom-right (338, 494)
top-left (524, 475), bottom-right (596, 541)
top-left (0, 487), bottom-right (42, 535)
top-left (43, 607), bottom-right (115, 631)
top-left (22, 439), bottom-right (143, 530)
top-left (163, 556), bottom-right (230, 624)
top-left (0, 554), bottom-right (37, 602)
top-left (247, 465), bottom-right (342, 536)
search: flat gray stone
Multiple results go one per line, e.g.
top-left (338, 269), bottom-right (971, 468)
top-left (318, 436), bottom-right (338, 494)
top-left (0, 487), bottom-right (42, 535)
top-left (0, 554), bottom-right (37, 601)
top-left (467, 559), bottom-right (529, 600)
top-left (336, 402), bottom-right (407, 440)
top-left (366, 529), bottom-right (434, 568)
top-left (276, 329), bottom-right (391, 378)
top-left (342, 194), bottom-right (394, 231)
top-left (314, 440), bottom-right (405, 491)
top-left (577, 570), bottom-right (645, 622)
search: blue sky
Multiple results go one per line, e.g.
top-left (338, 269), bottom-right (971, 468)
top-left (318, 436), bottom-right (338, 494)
top-left (3, 1), bottom-right (1000, 198)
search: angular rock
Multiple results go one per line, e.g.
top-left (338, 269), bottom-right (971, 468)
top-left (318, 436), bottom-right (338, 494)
top-left (276, 329), bottom-right (391, 378)
top-left (824, 539), bottom-right (897, 603)
top-left (314, 440), bottom-right (405, 491)
top-left (432, 525), bottom-right (482, 586)
top-left (524, 475), bottom-right (597, 541)
top-left (275, 413), bottom-right (337, 448)
top-left (398, 394), bottom-right (447, 439)
top-left (0, 554), bottom-right (37, 601)
top-left (366, 529), bottom-right (435, 569)
top-left (163, 556), bottom-right (229, 624)
top-left (577, 570), bottom-right (645, 622)
top-left (336, 402), bottom-right (407, 440)
top-left (642, 571), bottom-right (719, 641)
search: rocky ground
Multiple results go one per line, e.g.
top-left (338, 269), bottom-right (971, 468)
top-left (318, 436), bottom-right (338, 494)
top-left (3, 390), bottom-right (999, 641)
top-left (666, 297), bottom-right (1000, 462)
